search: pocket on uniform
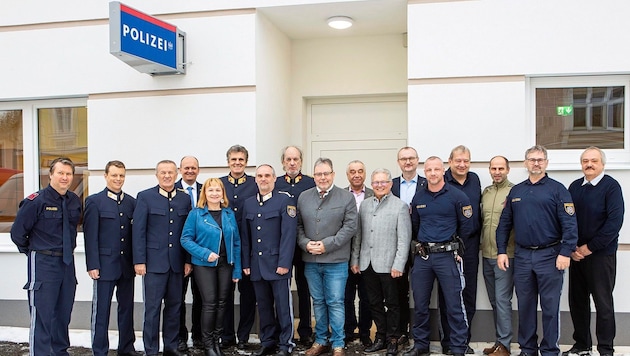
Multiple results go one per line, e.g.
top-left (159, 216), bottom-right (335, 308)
top-left (150, 208), bottom-right (166, 216)
top-left (23, 281), bottom-right (42, 291)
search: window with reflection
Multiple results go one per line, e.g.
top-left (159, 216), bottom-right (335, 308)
top-left (536, 86), bottom-right (625, 149)
top-left (0, 110), bottom-right (24, 231)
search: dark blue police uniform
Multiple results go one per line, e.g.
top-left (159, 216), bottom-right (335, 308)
top-left (83, 188), bottom-right (137, 356)
top-left (242, 190), bottom-right (297, 352)
top-left (11, 185), bottom-right (82, 356)
top-left (496, 174), bottom-right (577, 356)
top-left (275, 172), bottom-right (316, 342)
top-left (132, 186), bottom-right (191, 355)
top-left (442, 169), bottom-right (481, 347)
top-left (220, 174), bottom-right (258, 345)
top-left (175, 179), bottom-right (204, 347)
top-left (408, 183), bottom-right (473, 354)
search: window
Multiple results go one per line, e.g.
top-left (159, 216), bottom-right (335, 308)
top-left (531, 76), bottom-right (629, 165)
top-left (0, 99), bottom-right (87, 232)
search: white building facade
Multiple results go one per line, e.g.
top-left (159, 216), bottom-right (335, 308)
top-left (1, 0), bottom-right (629, 344)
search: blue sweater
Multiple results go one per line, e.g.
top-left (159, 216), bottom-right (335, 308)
top-left (568, 174), bottom-right (625, 255)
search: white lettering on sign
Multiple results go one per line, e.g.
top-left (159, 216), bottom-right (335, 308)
top-left (122, 24), bottom-right (172, 51)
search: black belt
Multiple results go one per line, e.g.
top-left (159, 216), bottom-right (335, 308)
top-left (519, 240), bottom-right (560, 250)
top-left (35, 250), bottom-right (64, 257)
top-left (424, 241), bottom-right (459, 254)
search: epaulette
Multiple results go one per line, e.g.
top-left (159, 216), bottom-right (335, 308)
top-left (278, 190), bottom-right (292, 197)
top-left (26, 192), bottom-right (39, 200)
top-left (177, 188), bottom-right (187, 192)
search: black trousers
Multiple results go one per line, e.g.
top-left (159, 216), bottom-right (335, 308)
top-left (344, 267), bottom-right (372, 338)
top-left (363, 265), bottom-right (401, 340)
top-left (179, 273), bottom-right (202, 342)
top-left (294, 246), bottom-right (313, 340)
top-left (222, 274), bottom-right (257, 343)
top-left (568, 252), bottom-right (617, 354)
top-left (195, 263), bottom-right (233, 347)
top-left (398, 260), bottom-right (412, 336)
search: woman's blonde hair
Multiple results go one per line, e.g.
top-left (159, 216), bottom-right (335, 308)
top-left (197, 178), bottom-right (229, 209)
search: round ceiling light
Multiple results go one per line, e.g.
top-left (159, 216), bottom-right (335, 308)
top-left (327, 16), bottom-right (353, 30)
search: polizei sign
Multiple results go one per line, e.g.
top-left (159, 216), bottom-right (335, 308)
top-left (109, 2), bottom-right (186, 75)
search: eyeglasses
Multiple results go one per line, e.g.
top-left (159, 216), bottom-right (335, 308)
top-left (313, 171), bottom-right (333, 178)
top-left (398, 157), bottom-right (418, 162)
top-left (371, 181), bottom-right (391, 187)
top-left (526, 158), bottom-right (546, 164)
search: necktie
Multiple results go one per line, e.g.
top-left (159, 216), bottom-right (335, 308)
top-left (187, 186), bottom-right (195, 208)
top-left (319, 190), bottom-right (326, 199)
top-left (61, 196), bottom-right (72, 265)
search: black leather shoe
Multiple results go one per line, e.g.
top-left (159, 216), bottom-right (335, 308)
top-left (360, 335), bottom-right (373, 347)
top-left (193, 339), bottom-right (204, 349)
top-left (118, 351), bottom-right (144, 356)
top-left (365, 339), bottom-right (386, 353)
top-left (238, 340), bottom-right (248, 349)
top-left (276, 350), bottom-right (291, 356)
top-left (164, 350), bottom-right (187, 356)
top-left (443, 347), bottom-right (454, 355)
top-left (221, 339), bottom-right (236, 348)
top-left (402, 348), bottom-right (430, 356)
top-left (298, 336), bottom-right (313, 347)
top-left (253, 345), bottom-right (279, 356)
top-left (178, 339), bottom-right (189, 352)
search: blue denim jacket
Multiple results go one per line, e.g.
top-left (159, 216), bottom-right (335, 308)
top-left (180, 206), bottom-right (242, 280)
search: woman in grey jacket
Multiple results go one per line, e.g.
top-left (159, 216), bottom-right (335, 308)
top-left (181, 178), bottom-right (242, 356)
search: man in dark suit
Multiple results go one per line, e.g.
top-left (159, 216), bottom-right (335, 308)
top-left (175, 156), bottom-right (204, 351)
top-left (344, 160), bottom-right (373, 347)
top-left (133, 160), bottom-right (192, 356)
top-left (391, 146), bottom-right (426, 348)
top-left (275, 145), bottom-right (316, 347)
top-left (242, 164), bottom-right (297, 356)
top-left (84, 160), bottom-right (141, 356)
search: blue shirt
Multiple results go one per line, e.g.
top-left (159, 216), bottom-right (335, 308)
top-left (497, 174), bottom-right (578, 257)
top-left (11, 185), bottom-right (82, 254)
top-left (411, 183), bottom-right (474, 243)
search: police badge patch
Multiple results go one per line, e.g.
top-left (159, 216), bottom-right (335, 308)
top-left (564, 203), bottom-right (575, 216)
top-left (287, 205), bottom-right (297, 218)
top-left (462, 205), bottom-right (473, 218)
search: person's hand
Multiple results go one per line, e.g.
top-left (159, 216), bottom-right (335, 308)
top-left (350, 265), bottom-right (360, 274)
top-left (306, 241), bottom-right (325, 255)
top-left (497, 254), bottom-right (509, 271)
top-left (243, 268), bottom-right (251, 276)
top-left (556, 255), bottom-right (570, 271)
top-left (276, 267), bottom-right (289, 275)
top-left (88, 269), bottom-right (100, 280)
top-left (184, 263), bottom-right (193, 277)
top-left (134, 264), bottom-right (147, 276)
top-left (208, 252), bottom-right (220, 262)
top-left (391, 268), bottom-right (403, 278)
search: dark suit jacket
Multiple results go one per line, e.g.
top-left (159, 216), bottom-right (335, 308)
top-left (392, 174), bottom-right (427, 201)
top-left (83, 188), bottom-right (136, 281)
top-left (175, 179), bottom-right (202, 206)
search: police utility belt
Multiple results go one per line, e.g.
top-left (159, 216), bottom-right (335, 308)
top-left (411, 237), bottom-right (463, 258)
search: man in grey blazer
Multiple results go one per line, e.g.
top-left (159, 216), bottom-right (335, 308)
top-left (298, 157), bottom-right (358, 356)
top-left (344, 160), bottom-right (374, 347)
top-left (351, 168), bottom-right (411, 356)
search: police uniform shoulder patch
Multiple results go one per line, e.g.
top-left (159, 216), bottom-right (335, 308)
top-left (26, 192), bottom-right (39, 200)
top-left (462, 205), bottom-right (473, 218)
top-left (287, 205), bottom-right (297, 218)
top-left (564, 203), bottom-right (575, 216)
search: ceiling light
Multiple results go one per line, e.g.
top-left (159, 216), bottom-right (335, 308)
top-left (327, 16), bottom-right (353, 30)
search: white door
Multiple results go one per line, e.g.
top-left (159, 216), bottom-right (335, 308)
top-left (307, 95), bottom-right (407, 187)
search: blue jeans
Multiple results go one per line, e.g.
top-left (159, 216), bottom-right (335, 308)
top-left (304, 262), bottom-right (348, 348)
top-left (482, 257), bottom-right (514, 347)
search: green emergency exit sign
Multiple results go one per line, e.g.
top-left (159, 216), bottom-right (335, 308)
top-left (557, 105), bottom-right (573, 116)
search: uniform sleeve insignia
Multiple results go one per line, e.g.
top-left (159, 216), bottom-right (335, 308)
top-left (564, 203), bottom-right (575, 216)
top-left (26, 192), bottom-right (39, 200)
top-left (462, 205), bottom-right (473, 218)
top-left (287, 205), bottom-right (297, 218)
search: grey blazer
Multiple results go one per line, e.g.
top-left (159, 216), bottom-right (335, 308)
top-left (351, 192), bottom-right (411, 273)
top-left (297, 185), bottom-right (357, 263)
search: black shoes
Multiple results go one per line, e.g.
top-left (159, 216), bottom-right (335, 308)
top-left (252, 345), bottom-right (279, 356)
top-left (360, 335), bottom-right (373, 347)
top-left (402, 348), bottom-right (430, 356)
top-left (562, 346), bottom-right (592, 356)
top-left (386, 339), bottom-right (398, 356)
top-left (117, 351), bottom-right (144, 356)
top-left (177, 339), bottom-right (189, 352)
top-left (276, 350), bottom-right (291, 356)
top-left (365, 338), bottom-right (386, 353)
top-left (238, 340), bottom-right (248, 349)
top-left (164, 350), bottom-right (187, 356)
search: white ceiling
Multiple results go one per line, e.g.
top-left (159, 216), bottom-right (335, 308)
top-left (257, 0), bottom-right (407, 40)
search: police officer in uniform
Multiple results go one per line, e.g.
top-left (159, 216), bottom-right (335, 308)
top-left (133, 160), bottom-right (193, 356)
top-left (220, 145), bottom-right (258, 349)
top-left (497, 145), bottom-right (578, 356)
top-left (11, 157), bottom-right (82, 356)
top-left (274, 145), bottom-right (315, 347)
top-left (84, 160), bottom-right (141, 356)
top-left (242, 164), bottom-right (297, 356)
top-left (403, 156), bottom-right (473, 356)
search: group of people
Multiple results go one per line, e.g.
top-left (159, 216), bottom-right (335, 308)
top-left (9, 143), bottom-right (623, 356)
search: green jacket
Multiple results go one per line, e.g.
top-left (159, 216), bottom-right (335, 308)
top-left (481, 179), bottom-right (515, 258)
